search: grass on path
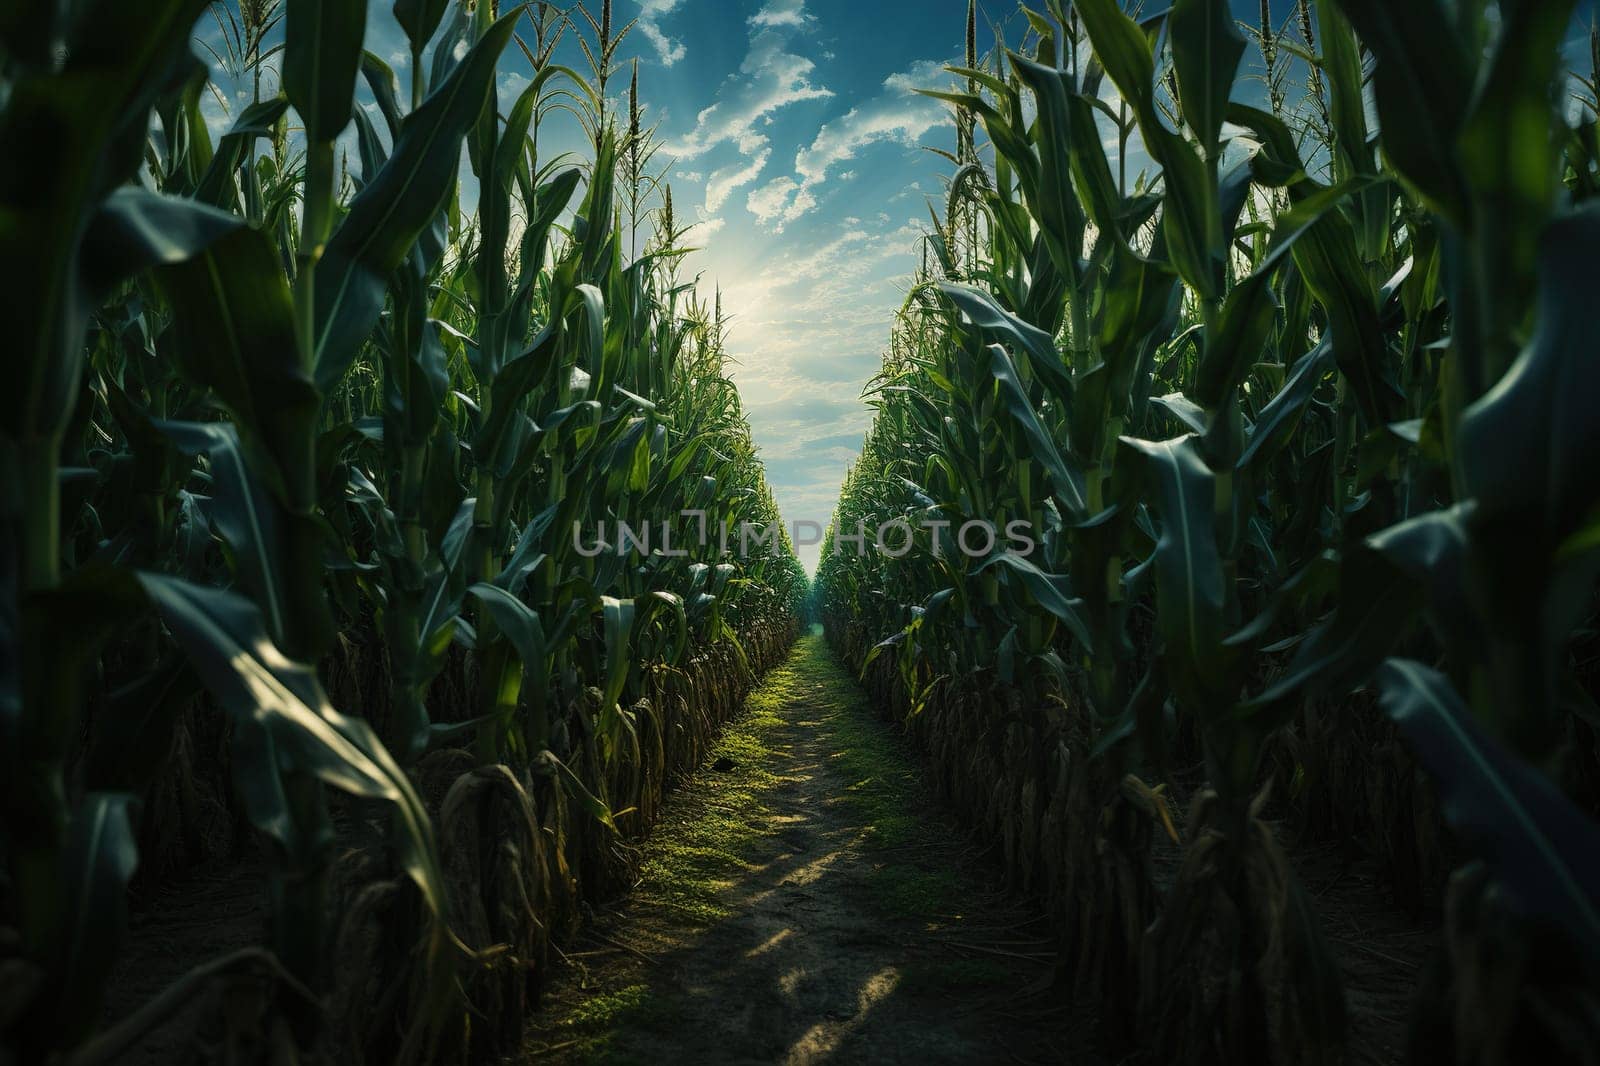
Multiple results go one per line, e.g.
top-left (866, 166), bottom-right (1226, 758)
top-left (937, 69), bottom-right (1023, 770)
top-left (527, 633), bottom-right (1075, 1065)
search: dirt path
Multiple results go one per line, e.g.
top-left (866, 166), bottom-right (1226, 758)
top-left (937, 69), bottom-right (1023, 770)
top-left (523, 634), bottom-right (1107, 1065)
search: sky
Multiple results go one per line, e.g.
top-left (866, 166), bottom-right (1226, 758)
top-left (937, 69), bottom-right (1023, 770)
top-left (615, 0), bottom-right (992, 575)
top-left (194, 1), bottom-right (1599, 575)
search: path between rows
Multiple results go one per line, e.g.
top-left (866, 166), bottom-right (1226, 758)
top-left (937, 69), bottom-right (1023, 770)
top-left (523, 633), bottom-right (1107, 1065)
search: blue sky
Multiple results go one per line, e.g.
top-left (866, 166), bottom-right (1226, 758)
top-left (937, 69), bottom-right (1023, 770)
top-left (195, 1), bottom-right (1598, 574)
top-left (622, 0), bottom-right (990, 574)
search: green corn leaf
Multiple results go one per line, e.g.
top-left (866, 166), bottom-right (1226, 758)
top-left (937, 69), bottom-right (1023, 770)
top-left (479, 323), bottom-right (560, 465)
top-left (573, 283), bottom-right (608, 392)
top-left (157, 421), bottom-right (298, 647)
top-left (416, 498), bottom-right (478, 665)
top-left (1194, 268), bottom-right (1279, 409)
top-left (574, 133), bottom-right (618, 275)
top-left (1167, 0), bottom-right (1246, 159)
top-left (1078, 0), bottom-right (1219, 298)
top-left (989, 344), bottom-right (1088, 517)
top-left (1458, 205), bottom-right (1600, 538)
top-left (1375, 658), bottom-right (1600, 958)
top-left (344, 467), bottom-right (406, 562)
top-left (1096, 242), bottom-right (1181, 391)
top-left (55, 792), bottom-right (141, 1041)
top-left (284, 0), bottom-right (369, 145)
top-left (465, 583), bottom-right (549, 730)
top-left (1, 0), bottom-right (209, 440)
top-left (1150, 393), bottom-right (1210, 436)
top-left (466, 583), bottom-right (547, 673)
top-left (80, 186), bottom-right (243, 296)
top-left (352, 104), bottom-right (388, 182)
top-left (313, 10), bottom-right (519, 392)
top-left (1250, 508), bottom-right (1470, 706)
top-left (647, 590), bottom-right (690, 666)
top-left (1227, 102), bottom-right (1307, 189)
top-left (1008, 54), bottom-right (1087, 277)
top-left (1333, 0), bottom-right (1472, 220)
top-left (139, 574), bottom-right (447, 922)
top-left (860, 628), bottom-right (907, 675)
top-left (1119, 434), bottom-right (1230, 707)
top-left (1237, 339), bottom-right (1335, 470)
top-left (513, 166), bottom-right (584, 305)
top-left (195, 96), bottom-right (291, 208)
top-left (597, 596), bottom-right (637, 731)
top-left (360, 51), bottom-right (405, 138)
top-left (1368, 507), bottom-right (1478, 666)
top-left (975, 553), bottom-right (1093, 648)
top-left (496, 519), bottom-right (550, 599)
top-left (154, 222), bottom-right (319, 510)
top-left (427, 1), bottom-right (470, 87)
top-left (1286, 198), bottom-right (1399, 429)
top-left (1066, 90), bottom-right (1125, 238)
top-left (1317, 3), bottom-right (1372, 181)
top-left (394, 0), bottom-right (450, 56)
top-left (535, 750), bottom-right (618, 832)
top-left (1072, 0), bottom-right (1157, 113)
top-left (940, 282), bottom-right (1076, 405)
top-left (1465, 0), bottom-right (1574, 382)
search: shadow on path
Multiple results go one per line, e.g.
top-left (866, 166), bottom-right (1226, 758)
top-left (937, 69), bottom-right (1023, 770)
top-left (523, 634), bottom-right (1110, 1065)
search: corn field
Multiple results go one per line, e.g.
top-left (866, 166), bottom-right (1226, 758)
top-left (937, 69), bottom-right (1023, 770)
top-left (818, 0), bottom-right (1600, 1064)
top-left (5, 0), bottom-right (1600, 1063)
top-left (0, 1), bottom-right (807, 1062)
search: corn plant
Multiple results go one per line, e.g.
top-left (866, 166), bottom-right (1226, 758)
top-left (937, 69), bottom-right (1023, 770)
top-left (1, 1), bottom-right (805, 1061)
top-left (819, 2), bottom-right (1600, 1063)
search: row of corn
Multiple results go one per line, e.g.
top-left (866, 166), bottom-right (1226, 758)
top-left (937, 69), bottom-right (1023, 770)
top-left (0, 1), bottom-right (806, 1062)
top-left (817, 1), bottom-right (1600, 1063)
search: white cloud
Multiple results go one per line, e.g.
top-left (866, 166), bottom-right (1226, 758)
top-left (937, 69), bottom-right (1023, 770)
top-left (888, 180), bottom-right (923, 203)
top-left (708, 217), bottom-right (926, 395)
top-left (776, 219), bottom-right (922, 285)
top-left (642, 19), bottom-right (954, 556)
top-left (746, 175), bottom-right (817, 230)
top-left (688, 213), bottom-right (935, 562)
top-left (692, 216), bottom-right (727, 238)
top-left (497, 70), bottom-right (529, 108)
top-left (749, 0), bottom-right (810, 28)
top-left (637, 0), bottom-right (687, 66)
top-left (663, 28), bottom-right (832, 159)
top-left (794, 59), bottom-right (952, 185)
top-left (705, 150), bottom-right (771, 213)
top-left (639, 22), bottom-right (686, 66)
top-left (745, 58), bottom-right (953, 230)
top-left (745, 177), bottom-right (797, 224)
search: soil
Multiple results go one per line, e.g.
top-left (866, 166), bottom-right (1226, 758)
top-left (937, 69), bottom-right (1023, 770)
top-left (99, 853), bottom-right (272, 1064)
top-left (522, 634), bottom-right (1110, 1065)
top-left (1286, 843), bottom-right (1436, 1066)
